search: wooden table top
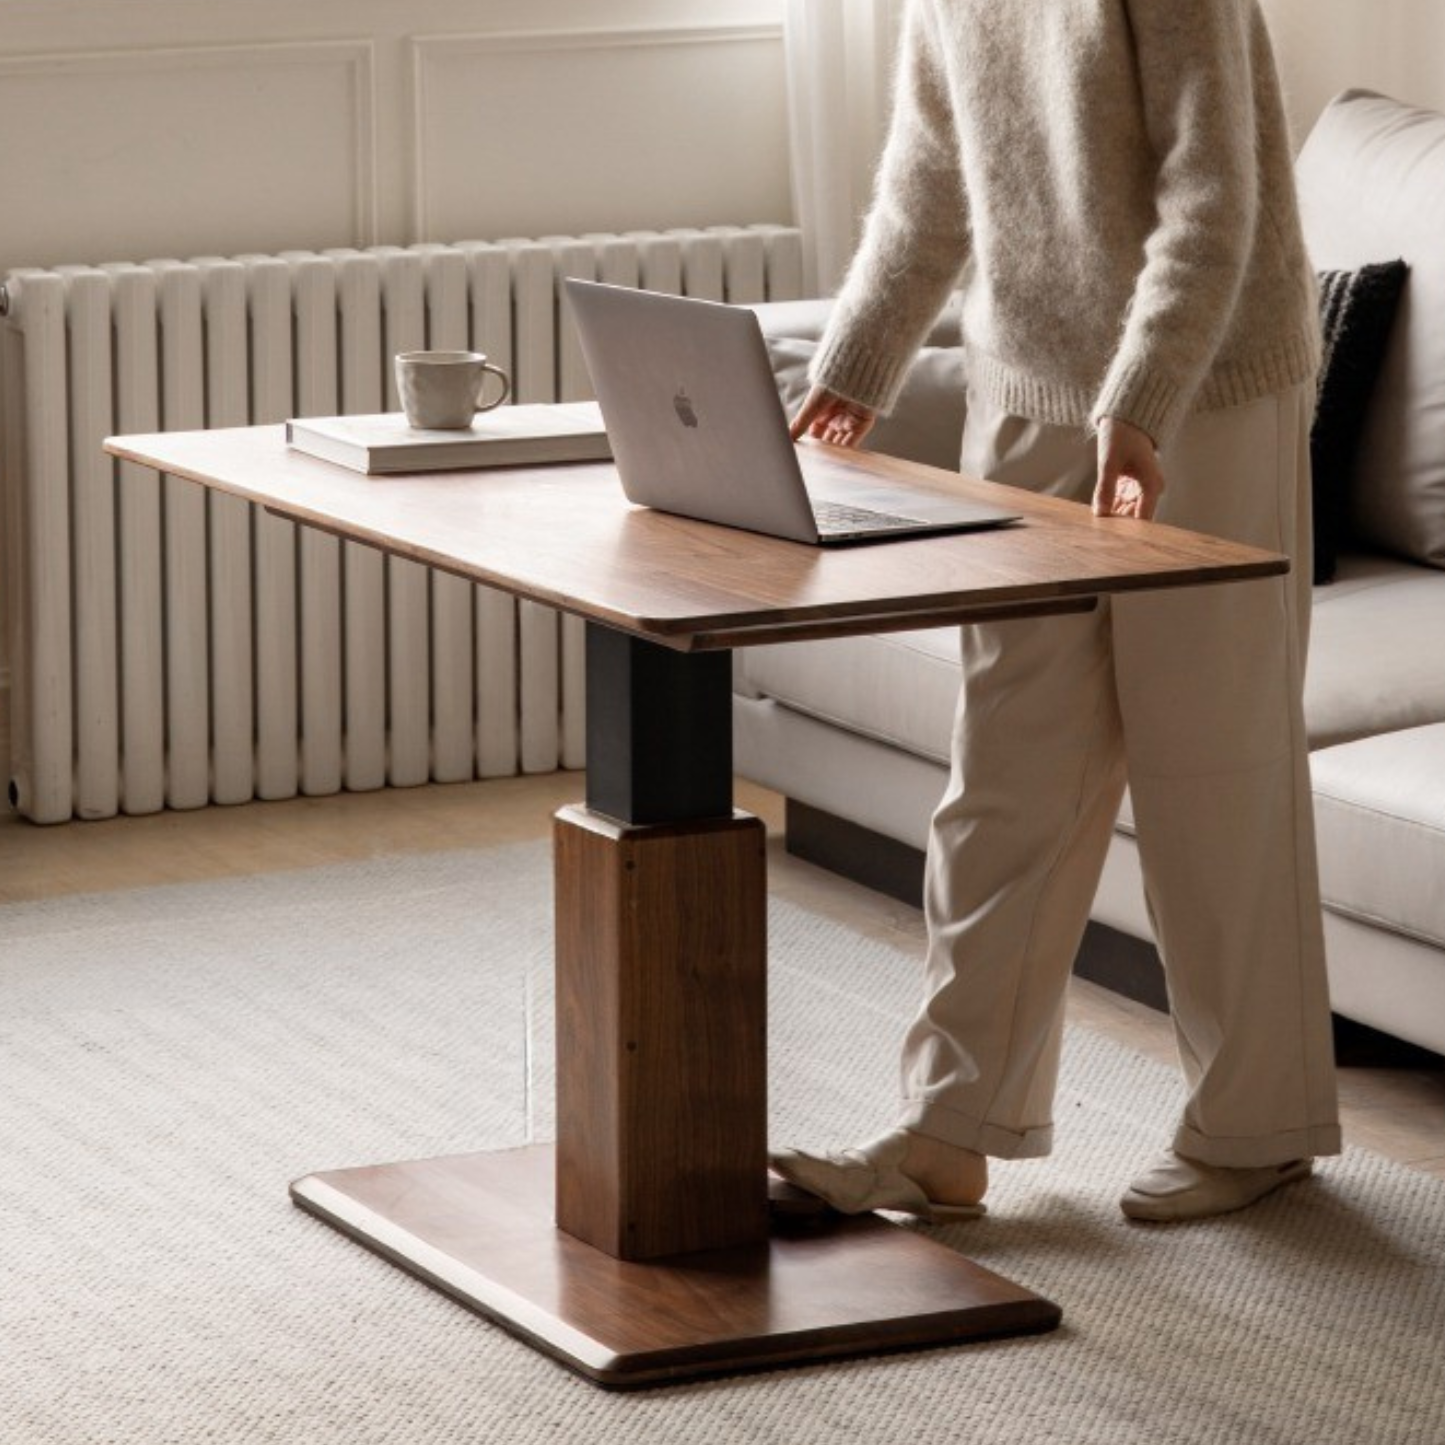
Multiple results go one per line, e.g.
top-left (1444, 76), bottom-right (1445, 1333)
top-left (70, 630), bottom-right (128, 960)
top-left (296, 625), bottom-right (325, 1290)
top-left (106, 424), bottom-right (1287, 651)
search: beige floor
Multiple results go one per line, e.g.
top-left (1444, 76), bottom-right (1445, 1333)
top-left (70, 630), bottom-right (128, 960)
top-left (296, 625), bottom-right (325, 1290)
top-left (1, 733), bottom-right (1441, 1183)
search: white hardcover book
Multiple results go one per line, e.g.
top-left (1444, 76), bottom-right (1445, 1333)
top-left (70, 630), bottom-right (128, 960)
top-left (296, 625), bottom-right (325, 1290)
top-left (285, 401), bottom-right (611, 474)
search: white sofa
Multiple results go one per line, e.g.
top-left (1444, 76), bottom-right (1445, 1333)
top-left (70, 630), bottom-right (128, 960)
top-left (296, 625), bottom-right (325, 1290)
top-left (735, 90), bottom-right (1445, 1057)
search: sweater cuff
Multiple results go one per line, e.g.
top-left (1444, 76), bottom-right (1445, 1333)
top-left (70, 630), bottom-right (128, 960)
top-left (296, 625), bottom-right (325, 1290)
top-left (1090, 363), bottom-right (1186, 448)
top-left (808, 329), bottom-right (916, 416)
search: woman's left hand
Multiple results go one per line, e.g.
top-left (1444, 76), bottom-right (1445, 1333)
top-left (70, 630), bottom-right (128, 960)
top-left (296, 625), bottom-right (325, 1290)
top-left (1093, 416), bottom-right (1165, 521)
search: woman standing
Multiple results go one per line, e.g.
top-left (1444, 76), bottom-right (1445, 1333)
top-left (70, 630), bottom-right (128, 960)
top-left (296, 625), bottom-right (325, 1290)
top-left (772, 0), bottom-right (1341, 1222)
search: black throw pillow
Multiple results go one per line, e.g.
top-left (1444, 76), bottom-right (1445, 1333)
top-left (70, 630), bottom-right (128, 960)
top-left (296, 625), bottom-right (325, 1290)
top-left (1311, 260), bottom-right (1409, 584)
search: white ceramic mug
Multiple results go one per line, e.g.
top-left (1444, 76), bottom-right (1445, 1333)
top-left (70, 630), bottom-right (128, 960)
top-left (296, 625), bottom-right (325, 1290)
top-left (394, 350), bottom-right (511, 429)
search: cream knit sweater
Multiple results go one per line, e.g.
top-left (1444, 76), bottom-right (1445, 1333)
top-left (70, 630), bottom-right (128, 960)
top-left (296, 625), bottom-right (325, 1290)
top-left (812, 0), bottom-right (1320, 446)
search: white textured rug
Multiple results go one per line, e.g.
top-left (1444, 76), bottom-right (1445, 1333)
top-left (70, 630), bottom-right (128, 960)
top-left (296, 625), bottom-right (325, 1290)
top-left (3, 843), bottom-right (1443, 1444)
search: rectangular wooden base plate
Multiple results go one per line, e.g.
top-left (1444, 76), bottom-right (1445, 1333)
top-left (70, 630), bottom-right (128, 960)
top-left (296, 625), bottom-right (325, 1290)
top-left (291, 1145), bottom-right (1061, 1389)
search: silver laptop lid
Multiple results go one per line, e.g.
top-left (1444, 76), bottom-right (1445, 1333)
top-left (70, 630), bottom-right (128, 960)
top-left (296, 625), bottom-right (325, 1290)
top-left (564, 279), bottom-right (822, 542)
top-left (565, 279), bottom-right (1020, 545)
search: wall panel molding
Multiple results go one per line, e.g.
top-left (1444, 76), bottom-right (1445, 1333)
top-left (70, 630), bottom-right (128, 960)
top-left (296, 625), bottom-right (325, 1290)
top-left (409, 23), bottom-right (788, 242)
top-left (1, 39), bottom-right (377, 270)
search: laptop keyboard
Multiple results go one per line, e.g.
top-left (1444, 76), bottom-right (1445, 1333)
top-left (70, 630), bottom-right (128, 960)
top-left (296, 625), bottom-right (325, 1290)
top-left (811, 497), bottom-right (923, 534)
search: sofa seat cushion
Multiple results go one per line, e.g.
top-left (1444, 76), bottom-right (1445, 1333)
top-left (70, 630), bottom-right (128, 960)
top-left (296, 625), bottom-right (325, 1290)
top-left (736, 629), bottom-right (960, 767)
top-left (1305, 552), bottom-right (1445, 747)
top-left (1311, 724), bottom-right (1445, 949)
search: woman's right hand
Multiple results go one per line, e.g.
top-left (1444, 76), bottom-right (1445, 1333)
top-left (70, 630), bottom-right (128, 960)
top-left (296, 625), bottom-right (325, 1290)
top-left (789, 385), bottom-right (879, 449)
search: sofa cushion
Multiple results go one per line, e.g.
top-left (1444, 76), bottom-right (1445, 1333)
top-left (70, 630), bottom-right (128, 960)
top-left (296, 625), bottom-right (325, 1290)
top-left (1311, 261), bottom-right (1408, 584)
top-left (1304, 553), bottom-right (1445, 747)
top-left (1297, 90), bottom-right (1445, 568)
top-left (736, 629), bottom-right (960, 767)
top-left (1311, 724), bottom-right (1445, 949)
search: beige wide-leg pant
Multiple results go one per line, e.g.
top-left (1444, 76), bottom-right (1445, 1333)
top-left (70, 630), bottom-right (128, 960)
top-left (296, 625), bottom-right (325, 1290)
top-left (898, 385), bottom-right (1342, 1168)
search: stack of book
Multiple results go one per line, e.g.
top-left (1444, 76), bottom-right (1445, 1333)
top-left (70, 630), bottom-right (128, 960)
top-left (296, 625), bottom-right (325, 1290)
top-left (285, 401), bottom-right (611, 475)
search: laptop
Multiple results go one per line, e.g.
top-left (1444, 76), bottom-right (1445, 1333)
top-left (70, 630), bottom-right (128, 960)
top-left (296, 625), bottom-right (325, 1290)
top-left (563, 279), bottom-right (1019, 545)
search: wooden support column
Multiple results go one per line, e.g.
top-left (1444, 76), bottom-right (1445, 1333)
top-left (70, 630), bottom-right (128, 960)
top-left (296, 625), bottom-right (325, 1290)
top-left (554, 806), bottom-right (767, 1260)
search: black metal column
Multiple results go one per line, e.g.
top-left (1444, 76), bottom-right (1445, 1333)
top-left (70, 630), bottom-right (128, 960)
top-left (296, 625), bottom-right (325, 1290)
top-left (584, 623), bottom-right (733, 826)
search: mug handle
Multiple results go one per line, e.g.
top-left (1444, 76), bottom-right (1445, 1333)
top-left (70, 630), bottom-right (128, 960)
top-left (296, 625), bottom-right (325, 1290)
top-left (475, 362), bottom-right (511, 414)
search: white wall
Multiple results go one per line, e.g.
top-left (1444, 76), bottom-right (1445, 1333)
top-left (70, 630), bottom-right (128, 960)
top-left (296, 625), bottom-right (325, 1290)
top-left (0, 0), bottom-right (791, 278)
top-left (1260, 0), bottom-right (1445, 142)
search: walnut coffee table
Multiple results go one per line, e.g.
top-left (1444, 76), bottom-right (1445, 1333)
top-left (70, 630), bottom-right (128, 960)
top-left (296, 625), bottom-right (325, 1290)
top-left (108, 426), bottom-right (1287, 1388)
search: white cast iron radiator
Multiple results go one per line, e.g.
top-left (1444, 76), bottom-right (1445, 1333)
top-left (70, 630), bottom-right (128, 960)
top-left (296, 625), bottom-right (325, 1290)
top-left (0, 226), bottom-right (804, 823)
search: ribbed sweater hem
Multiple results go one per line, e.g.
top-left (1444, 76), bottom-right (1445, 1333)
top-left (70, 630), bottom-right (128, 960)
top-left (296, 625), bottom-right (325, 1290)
top-left (966, 353), bottom-right (1094, 430)
top-left (1195, 327), bottom-right (1321, 414)
top-left (967, 326), bottom-right (1321, 442)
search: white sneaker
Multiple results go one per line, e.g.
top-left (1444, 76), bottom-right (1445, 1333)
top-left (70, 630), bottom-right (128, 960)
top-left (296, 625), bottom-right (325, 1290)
top-left (769, 1129), bottom-right (987, 1223)
top-left (1121, 1153), bottom-right (1313, 1222)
